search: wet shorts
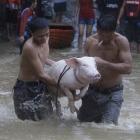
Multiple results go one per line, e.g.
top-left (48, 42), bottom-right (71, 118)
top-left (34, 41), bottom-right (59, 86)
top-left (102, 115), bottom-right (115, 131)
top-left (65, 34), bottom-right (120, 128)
top-left (13, 79), bottom-right (53, 121)
top-left (77, 84), bottom-right (124, 125)
top-left (54, 2), bottom-right (66, 13)
top-left (79, 17), bottom-right (95, 25)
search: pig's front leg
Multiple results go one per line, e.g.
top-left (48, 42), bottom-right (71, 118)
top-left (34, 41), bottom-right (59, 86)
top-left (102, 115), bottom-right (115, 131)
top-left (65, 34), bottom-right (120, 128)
top-left (60, 85), bottom-right (77, 113)
top-left (74, 85), bottom-right (89, 100)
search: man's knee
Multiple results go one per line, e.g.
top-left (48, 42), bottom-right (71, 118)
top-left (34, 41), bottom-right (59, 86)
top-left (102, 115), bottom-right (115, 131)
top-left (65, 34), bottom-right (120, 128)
top-left (102, 101), bottom-right (122, 125)
top-left (77, 103), bottom-right (101, 123)
top-left (77, 111), bottom-right (90, 122)
top-left (14, 95), bottom-right (54, 121)
top-left (77, 110), bottom-right (102, 123)
top-left (15, 103), bottom-right (42, 121)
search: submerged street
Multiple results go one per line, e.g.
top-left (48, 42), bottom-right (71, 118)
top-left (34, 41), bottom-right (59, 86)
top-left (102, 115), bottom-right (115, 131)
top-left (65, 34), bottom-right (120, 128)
top-left (0, 42), bottom-right (140, 140)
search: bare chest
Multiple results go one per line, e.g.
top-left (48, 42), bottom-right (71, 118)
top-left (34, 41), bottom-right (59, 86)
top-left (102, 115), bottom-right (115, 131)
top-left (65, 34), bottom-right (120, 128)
top-left (98, 49), bottom-right (118, 61)
top-left (38, 46), bottom-right (49, 65)
top-left (89, 43), bottom-right (119, 62)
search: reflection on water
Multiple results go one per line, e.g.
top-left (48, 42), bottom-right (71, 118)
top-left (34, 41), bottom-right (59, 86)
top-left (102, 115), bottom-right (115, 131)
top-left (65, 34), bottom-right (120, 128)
top-left (0, 42), bottom-right (140, 140)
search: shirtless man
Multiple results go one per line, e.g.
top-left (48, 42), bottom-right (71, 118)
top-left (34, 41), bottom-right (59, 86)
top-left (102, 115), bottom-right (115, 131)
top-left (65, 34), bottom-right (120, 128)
top-left (13, 17), bottom-right (56, 121)
top-left (77, 15), bottom-right (132, 125)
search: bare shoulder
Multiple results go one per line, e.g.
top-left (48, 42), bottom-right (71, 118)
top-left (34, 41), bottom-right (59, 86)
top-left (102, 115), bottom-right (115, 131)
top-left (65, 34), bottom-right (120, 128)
top-left (22, 40), bottom-right (36, 58)
top-left (87, 34), bottom-right (98, 43)
top-left (115, 33), bottom-right (132, 64)
top-left (115, 32), bottom-right (129, 43)
top-left (84, 34), bottom-right (98, 55)
top-left (115, 33), bottom-right (130, 50)
top-left (85, 34), bottom-right (98, 48)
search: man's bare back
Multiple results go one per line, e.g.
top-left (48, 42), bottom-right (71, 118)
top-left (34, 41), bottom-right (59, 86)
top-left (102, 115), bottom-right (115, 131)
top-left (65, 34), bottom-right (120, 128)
top-left (85, 32), bottom-right (132, 88)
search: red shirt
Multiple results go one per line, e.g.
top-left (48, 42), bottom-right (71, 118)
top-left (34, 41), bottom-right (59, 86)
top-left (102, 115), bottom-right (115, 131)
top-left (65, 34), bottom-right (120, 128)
top-left (7, 0), bottom-right (21, 5)
top-left (19, 8), bottom-right (34, 36)
top-left (79, 0), bottom-right (95, 19)
top-left (125, 0), bottom-right (140, 18)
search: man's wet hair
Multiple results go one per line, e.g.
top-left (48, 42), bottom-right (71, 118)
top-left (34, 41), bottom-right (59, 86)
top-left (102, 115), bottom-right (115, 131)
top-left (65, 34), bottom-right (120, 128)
top-left (97, 15), bottom-right (117, 32)
top-left (29, 17), bottom-right (49, 33)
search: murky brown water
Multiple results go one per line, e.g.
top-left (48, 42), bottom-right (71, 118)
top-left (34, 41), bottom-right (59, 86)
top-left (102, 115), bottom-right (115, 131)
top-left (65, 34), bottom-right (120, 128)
top-left (0, 42), bottom-right (140, 140)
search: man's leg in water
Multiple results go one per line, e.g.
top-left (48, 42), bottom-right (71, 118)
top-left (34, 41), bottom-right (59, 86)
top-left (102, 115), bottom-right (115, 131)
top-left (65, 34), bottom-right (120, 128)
top-left (13, 80), bottom-right (53, 121)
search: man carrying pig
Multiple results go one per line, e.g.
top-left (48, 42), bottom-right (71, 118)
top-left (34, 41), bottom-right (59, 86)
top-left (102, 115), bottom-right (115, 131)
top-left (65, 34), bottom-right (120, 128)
top-left (13, 17), bottom-right (56, 121)
top-left (77, 14), bottom-right (132, 125)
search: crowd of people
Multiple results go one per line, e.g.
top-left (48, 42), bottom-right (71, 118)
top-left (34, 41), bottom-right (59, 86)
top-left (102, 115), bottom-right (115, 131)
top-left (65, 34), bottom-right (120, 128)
top-left (0, 0), bottom-right (67, 45)
top-left (0, 0), bottom-right (137, 125)
top-left (0, 0), bottom-right (140, 53)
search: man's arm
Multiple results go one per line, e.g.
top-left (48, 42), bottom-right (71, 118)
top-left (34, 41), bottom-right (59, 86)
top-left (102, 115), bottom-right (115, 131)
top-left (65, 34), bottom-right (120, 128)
top-left (117, 0), bottom-right (126, 25)
top-left (45, 58), bottom-right (55, 66)
top-left (24, 46), bottom-right (56, 85)
top-left (95, 37), bottom-right (132, 74)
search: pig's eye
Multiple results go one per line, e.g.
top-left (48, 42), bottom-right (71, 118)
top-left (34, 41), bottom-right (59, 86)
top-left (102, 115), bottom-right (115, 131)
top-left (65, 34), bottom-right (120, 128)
top-left (82, 64), bottom-right (87, 66)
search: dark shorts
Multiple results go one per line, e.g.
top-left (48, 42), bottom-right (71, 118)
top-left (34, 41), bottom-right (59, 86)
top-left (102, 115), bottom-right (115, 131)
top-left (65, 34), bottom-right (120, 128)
top-left (79, 17), bottom-right (95, 25)
top-left (54, 2), bottom-right (66, 13)
top-left (121, 18), bottom-right (140, 43)
top-left (77, 84), bottom-right (124, 125)
top-left (13, 79), bottom-right (53, 121)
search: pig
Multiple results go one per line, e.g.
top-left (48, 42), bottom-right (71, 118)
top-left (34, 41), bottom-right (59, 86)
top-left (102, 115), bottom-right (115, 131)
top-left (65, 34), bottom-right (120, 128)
top-left (46, 56), bottom-right (101, 114)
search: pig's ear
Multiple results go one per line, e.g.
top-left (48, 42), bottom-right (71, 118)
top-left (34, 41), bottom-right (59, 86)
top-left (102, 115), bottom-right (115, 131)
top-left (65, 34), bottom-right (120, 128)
top-left (66, 57), bottom-right (80, 68)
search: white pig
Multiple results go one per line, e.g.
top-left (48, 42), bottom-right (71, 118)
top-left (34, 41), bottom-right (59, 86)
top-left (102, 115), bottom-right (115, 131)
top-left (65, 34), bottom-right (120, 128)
top-left (47, 56), bottom-right (101, 113)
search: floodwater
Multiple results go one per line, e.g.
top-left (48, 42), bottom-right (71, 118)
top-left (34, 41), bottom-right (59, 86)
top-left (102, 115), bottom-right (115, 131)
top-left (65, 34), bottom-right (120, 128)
top-left (0, 42), bottom-right (140, 140)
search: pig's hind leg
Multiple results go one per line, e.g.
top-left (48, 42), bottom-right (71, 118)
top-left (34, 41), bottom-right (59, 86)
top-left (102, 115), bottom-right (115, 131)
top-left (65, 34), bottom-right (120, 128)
top-left (60, 86), bottom-right (78, 113)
